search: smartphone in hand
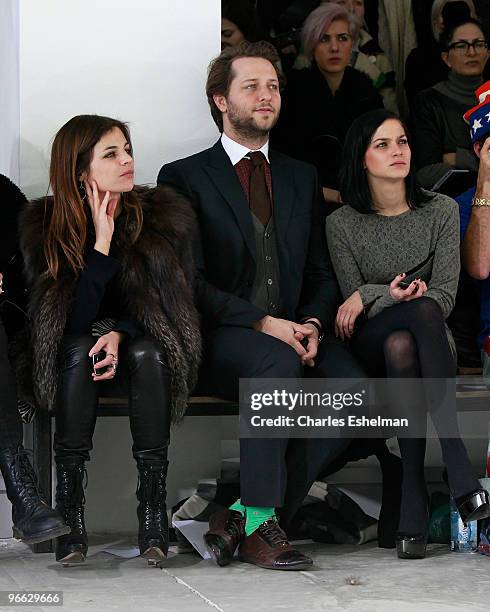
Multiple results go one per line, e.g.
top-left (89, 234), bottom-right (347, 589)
top-left (92, 350), bottom-right (109, 376)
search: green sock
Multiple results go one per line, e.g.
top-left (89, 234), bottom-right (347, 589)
top-left (229, 498), bottom-right (246, 516)
top-left (244, 506), bottom-right (276, 536)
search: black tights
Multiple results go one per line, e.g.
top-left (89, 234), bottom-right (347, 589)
top-left (54, 335), bottom-right (172, 463)
top-left (351, 298), bottom-right (480, 534)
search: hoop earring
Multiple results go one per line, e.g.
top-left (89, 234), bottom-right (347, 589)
top-left (78, 181), bottom-right (86, 201)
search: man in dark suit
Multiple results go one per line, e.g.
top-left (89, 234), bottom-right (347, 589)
top-left (157, 41), bottom-right (365, 570)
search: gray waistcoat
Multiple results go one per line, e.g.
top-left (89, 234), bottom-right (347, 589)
top-left (249, 212), bottom-right (282, 315)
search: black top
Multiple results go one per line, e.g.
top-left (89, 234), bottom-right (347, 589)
top-left (413, 86), bottom-right (479, 189)
top-left (0, 174), bottom-right (28, 330)
top-left (0, 174), bottom-right (26, 269)
top-left (273, 64), bottom-right (383, 188)
top-left (404, 42), bottom-right (449, 114)
top-left (65, 247), bottom-right (140, 338)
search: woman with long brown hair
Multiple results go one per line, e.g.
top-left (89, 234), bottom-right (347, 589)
top-left (20, 115), bottom-right (201, 566)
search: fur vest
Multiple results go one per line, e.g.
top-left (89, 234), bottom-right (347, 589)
top-left (20, 185), bottom-right (202, 423)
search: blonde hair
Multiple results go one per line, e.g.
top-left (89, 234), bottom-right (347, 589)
top-left (301, 4), bottom-right (359, 61)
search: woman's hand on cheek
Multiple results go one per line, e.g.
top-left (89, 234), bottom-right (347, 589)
top-left (85, 180), bottom-right (114, 255)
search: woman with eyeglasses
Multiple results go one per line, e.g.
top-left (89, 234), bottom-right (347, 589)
top-left (413, 17), bottom-right (489, 191)
top-left (273, 3), bottom-right (383, 207)
top-left (405, 0), bottom-right (480, 112)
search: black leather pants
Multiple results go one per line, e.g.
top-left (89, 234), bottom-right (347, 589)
top-left (54, 335), bottom-right (171, 462)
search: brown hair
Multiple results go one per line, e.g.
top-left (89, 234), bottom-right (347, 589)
top-left (206, 40), bottom-right (285, 131)
top-left (45, 114), bottom-right (143, 279)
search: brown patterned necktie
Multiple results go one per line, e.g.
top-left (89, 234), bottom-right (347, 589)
top-left (248, 151), bottom-right (272, 226)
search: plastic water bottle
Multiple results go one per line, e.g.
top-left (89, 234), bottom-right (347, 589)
top-left (486, 422), bottom-right (490, 479)
top-left (450, 500), bottom-right (477, 552)
top-left (478, 479), bottom-right (490, 556)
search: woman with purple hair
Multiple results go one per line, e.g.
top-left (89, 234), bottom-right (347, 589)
top-left (273, 3), bottom-right (383, 207)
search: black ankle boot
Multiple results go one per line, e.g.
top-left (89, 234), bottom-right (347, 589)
top-left (0, 446), bottom-right (69, 544)
top-left (396, 489), bottom-right (429, 559)
top-left (396, 533), bottom-right (427, 559)
top-left (135, 458), bottom-right (169, 566)
top-left (54, 458), bottom-right (88, 565)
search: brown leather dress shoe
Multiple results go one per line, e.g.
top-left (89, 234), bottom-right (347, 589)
top-left (204, 508), bottom-right (245, 566)
top-left (238, 519), bottom-right (313, 570)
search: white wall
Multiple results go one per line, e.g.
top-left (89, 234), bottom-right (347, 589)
top-left (19, 0), bottom-right (221, 197)
top-left (1, 0), bottom-right (223, 537)
top-left (0, 0), bottom-right (20, 181)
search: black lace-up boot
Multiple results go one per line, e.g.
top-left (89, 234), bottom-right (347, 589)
top-left (0, 446), bottom-right (69, 544)
top-left (135, 456), bottom-right (169, 566)
top-left (54, 457), bottom-right (88, 565)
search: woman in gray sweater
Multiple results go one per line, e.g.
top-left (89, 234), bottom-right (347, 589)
top-left (326, 109), bottom-right (490, 559)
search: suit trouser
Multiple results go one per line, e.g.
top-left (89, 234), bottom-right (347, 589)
top-left (197, 326), bottom-right (366, 515)
top-left (0, 317), bottom-right (23, 451)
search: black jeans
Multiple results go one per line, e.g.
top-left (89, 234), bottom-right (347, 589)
top-left (54, 335), bottom-right (172, 462)
top-left (0, 317), bottom-right (23, 450)
top-left (197, 325), bottom-right (366, 517)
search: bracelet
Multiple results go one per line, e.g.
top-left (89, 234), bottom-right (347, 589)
top-left (472, 197), bottom-right (490, 207)
top-left (301, 319), bottom-right (324, 342)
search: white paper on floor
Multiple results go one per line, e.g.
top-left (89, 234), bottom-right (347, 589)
top-left (173, 519), bottom-right (212, 559)
top-left (101, 546), bottom-right (140, 558)
top-left (337, 486), bottom-right (381, 520)
top-left (308, 481), bottom-right (381, 520)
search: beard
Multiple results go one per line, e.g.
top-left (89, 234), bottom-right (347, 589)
top-left (226, 100), bottom-right (279, 141)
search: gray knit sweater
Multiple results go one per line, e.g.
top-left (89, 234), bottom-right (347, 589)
top-left (325, 193), bottom-right (460, 320)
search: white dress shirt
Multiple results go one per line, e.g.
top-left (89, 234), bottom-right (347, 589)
top-left (221, 131), bottom-right (270, 166)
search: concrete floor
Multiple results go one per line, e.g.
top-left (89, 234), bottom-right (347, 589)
top-left (1, 536), bottom-right (489, 612)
